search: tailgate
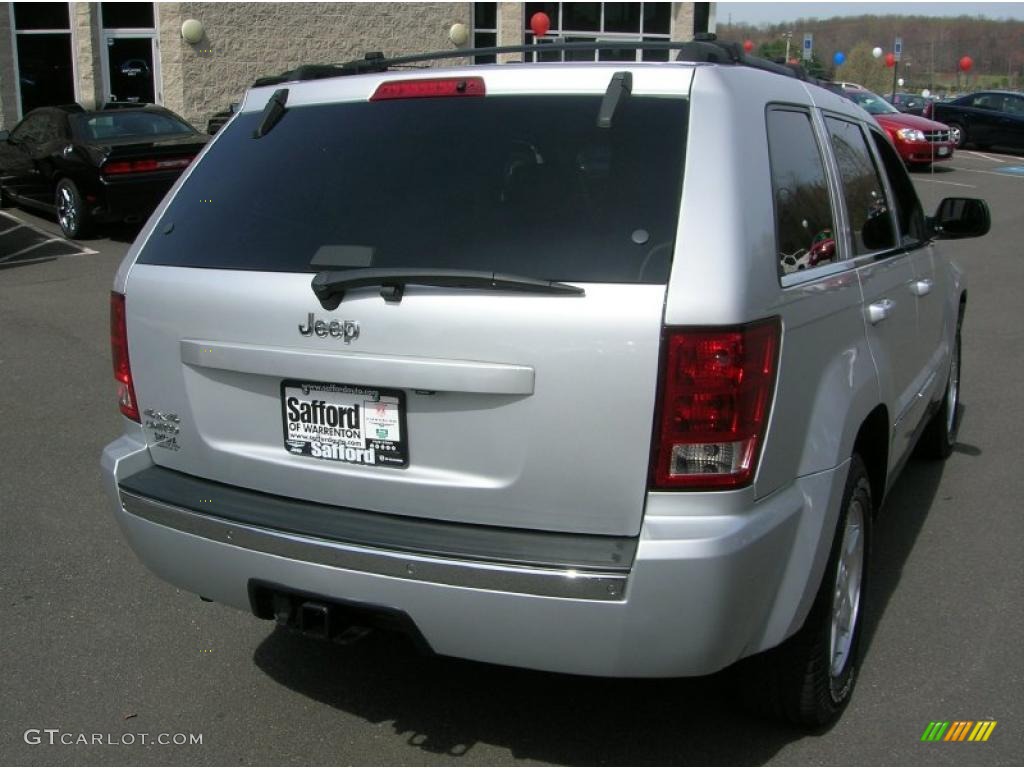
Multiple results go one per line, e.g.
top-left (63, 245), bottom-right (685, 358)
top-left (126, 268), bottom-right (665, 535)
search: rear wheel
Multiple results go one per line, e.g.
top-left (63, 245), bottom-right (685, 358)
top-left (918, 308), bottom-right (963, 459)
top-left (55, 178), bottom-right (91, 239)
top-left (947, 122), bottom-right (966, 149)
top-left (739, 455), bottom-right (872, 727)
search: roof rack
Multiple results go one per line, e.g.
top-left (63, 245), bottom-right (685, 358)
top-left (250, 35), bottom-right (816, 88)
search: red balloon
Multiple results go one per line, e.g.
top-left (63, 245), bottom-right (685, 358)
top-left (530, 12), bottom-right (550, 38)
top-left (959, 55), bottom-right (973, 72)
top-left (743, 39), bottom-right (754, 53)
top-left (884, 52), bottom-right (896, 67)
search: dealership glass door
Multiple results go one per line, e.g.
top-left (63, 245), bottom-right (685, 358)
top-left (102, 35), bottom-right (158, 104)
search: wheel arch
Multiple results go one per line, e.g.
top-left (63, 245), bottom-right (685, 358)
top-left (852, 405), bottom-right (889, 512)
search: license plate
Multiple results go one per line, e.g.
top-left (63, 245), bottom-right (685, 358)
top-left (281, 381), bottom-right (408, 468)
top-left (937, 146), bottom-right (950, 156)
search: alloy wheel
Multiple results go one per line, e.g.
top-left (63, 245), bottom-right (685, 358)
top-left (829, 497), bottom-right (865, 686)
top-left (57, 185), bottom-right (77, 235)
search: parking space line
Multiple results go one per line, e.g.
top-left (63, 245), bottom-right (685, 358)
top-left (0, 210), bottom-right (99, 258)
top-left (915, 177), bottom-right (976, 188)
top-left (947, 165), bottom-right (1024, 179)
top-left (962, 150), bottom-right (1008, 163)
top-left (0, 237), bottom-right (71, 262)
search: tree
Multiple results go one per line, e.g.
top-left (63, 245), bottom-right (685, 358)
top-left (834, 42), bottom-right (891, 91)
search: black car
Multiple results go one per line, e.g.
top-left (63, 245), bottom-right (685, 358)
top-left (0, 104), bottom-right (208, 238)
top-left (926, 90), bottom-right (1024, 151)
top-left (889, 92), bottom-right (932, 116)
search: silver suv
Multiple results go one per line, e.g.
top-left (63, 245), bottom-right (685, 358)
top-left (101, 40), bottom-right (990, 726)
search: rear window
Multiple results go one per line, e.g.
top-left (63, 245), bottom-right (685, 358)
top-left (76, 111), bottom-right (194, 140)
top-left (139, 94), bottom-right (688, 283)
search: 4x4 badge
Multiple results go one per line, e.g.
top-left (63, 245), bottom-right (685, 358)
top-left (298, 313), bottom-right (360, 343)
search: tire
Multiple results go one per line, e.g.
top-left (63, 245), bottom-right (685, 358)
top-left (947, 121), bottom-right (966, 149)
top-left (739, 455), bottom-right (872, 727)
top-left (918, 308), bottom-right (963, 459)
top-left (54, 178), bottom-right (91, 239)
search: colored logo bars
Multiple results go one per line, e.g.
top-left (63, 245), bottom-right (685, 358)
top-left (921, 721), bottom-right (998, 742)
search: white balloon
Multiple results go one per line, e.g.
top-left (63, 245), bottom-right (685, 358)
top-left (898, 78), bottom-right (904, 87)
top-left (872, 46), bottom-right (883, 59)
top-left (921, 89), bottom-right (931, 98)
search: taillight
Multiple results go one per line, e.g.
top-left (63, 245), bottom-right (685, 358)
top-left (370, 77), bottom-right (485, 101)
top-left (110, 292), bottom-right (140, 422)
top-left (101, 156), bottom-right (193, 177)
top-left (651, 318), bottom-right (780, 490)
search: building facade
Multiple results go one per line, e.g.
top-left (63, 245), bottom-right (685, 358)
top-left (1, 2), bottom-right (714, 130)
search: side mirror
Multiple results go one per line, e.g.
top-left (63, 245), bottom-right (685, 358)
top-left (929, 197), bottom-right (991, 240)
top-left (0, 130), bottom-right (9, 142)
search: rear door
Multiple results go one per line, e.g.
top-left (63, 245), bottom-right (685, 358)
top-left (995, 94), bottom-right (1024, 149)
top-left (123, 69), bottom-right (691, 536)
top-left (824, 114), bottom-right (924, 466)
top-left (869, 128), bottom-right (946, 409)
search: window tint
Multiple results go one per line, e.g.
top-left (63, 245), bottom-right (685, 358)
top-left (139, 96), bottom-right (688, 284)
top-left (74, 111), bottom-right (194, 141)
top-left (825, 116), bottom-right (896, 256)
top-left (871, 131), bottom-right (926, 246)
top-left (766, 108), bottom-right (837, 275)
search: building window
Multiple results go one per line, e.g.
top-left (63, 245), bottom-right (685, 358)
top-left (472, 3), bottom-right (497, 63)
top-left (12, 2), bottom-right (75, 116)
top-left (523, 2), bottom-right (671, 62)
top-left (99, 2), bottom-right (155, 29)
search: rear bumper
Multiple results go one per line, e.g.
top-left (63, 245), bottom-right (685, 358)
top-left (102, 432), bottom-right (848, 677)
top-left (91, 173), bottom-right (179, 222)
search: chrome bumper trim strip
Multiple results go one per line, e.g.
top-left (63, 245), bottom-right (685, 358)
top-left (119, 491), bottom-right (628, 602)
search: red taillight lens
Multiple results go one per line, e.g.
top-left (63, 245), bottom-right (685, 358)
top-left (370, 77), bottom-right (485, 101)
top-left (110, 292), bottom-right (140, 422)
top-left (101, 156), bottom-right (193, 177)
top-left (651, 318), bottom-right (780, 490)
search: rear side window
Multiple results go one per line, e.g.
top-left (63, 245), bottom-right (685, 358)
top-left (766, 107), bottom-right (837, 276)
top-left (825, 116), bottom-right (896, 256)
top-left (139, 95), bottom-right (688, 284)
top-left (74, 111), bottom-right (193, 140)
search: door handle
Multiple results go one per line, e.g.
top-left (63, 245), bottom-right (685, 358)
top-left (867, 299), bottom-right (895, 325)
top-left (910, 279), bottom-right (933, 297)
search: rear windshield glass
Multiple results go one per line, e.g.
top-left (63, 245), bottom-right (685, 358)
top-left (139, 94), bottom-right (688, 283)
top-left (75, 111), bottom-right (194, 140)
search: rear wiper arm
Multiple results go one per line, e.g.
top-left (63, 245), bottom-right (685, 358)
top-left (311, 268), bottom-right (585, 309)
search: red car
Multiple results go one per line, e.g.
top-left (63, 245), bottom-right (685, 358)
top-left (843, 89), bottom-right (955, 165)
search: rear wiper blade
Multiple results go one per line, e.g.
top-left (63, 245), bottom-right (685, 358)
top-left (311, 268), bottom-right (585, 309)
top-left (252, 88), bottom-right (288, 139)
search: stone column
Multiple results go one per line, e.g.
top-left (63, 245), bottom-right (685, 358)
top-left (671, 3), bottom-right (696, 42)
top-left (72, 1), bottom-right (103, 109)
top-left (496, 2), bottom-right (522, 63)
top-left (156, 2), bottom-right (188, 122)
top-left (0, 5), bottom-right (14, 127)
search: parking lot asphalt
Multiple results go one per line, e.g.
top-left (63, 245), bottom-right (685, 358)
top-left (1, 149), bottom-right (1022, 766)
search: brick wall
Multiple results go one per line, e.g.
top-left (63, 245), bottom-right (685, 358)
top-left (161, 2), bottom-right (472, 130)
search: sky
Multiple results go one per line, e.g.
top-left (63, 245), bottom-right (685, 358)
top-left (718, 2), bottom-right (1024, 25)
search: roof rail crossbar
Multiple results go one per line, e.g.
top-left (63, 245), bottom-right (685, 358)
top-left (249, 38), bottom-right (809, 88)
